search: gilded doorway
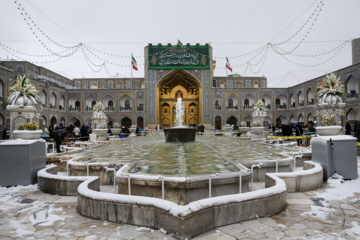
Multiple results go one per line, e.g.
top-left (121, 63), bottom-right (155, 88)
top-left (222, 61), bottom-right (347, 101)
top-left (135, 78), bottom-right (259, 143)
top-left (157, 70), bottom-right (201, 128)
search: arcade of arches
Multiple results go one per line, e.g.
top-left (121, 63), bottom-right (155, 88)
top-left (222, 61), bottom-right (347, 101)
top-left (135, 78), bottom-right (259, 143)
top-left (157, 71), bottom-right (202, 128)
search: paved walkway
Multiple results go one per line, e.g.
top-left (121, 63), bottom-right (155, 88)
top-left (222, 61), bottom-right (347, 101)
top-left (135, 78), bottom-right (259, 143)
top-left (1, 173), bottom-right (359, 239)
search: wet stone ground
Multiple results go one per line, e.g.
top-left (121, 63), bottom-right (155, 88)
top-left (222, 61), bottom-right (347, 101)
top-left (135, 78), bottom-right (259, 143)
top-left (0, 180), bottom-right (359, 240)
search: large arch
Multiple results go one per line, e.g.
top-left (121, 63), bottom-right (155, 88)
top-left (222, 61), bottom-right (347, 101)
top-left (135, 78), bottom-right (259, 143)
top-left (260, 94), bottom-right (271, 110)
top-left (346, 108), bottom-right (358, 121)
top-left (103, 95), bottom-right (115, 111)
top-left (275, 94), bottom-right (286, 109)
top-left (50, 92), bottom-right (57, 109)
top-left (39, 90), bottom-right (47, 108)
top-left (226, 95), bottom-right (238, 110)
top-left (50, 116), bottom-right (57, 127)
top-left (215, 115), bottom-right (221, 129)
top-left (157, 70), bottom-right (201, 127)
top-left (226, 115), bottom-right (238, 125)
top-left (307, 88), bottom-right (315, 106)
top-left (120, 95), bottom-right (132, 111)
top-left (298, 91), bottom-right (304, 107)
top-left (85, 95), bottom-right (97, 111)
top-left (243, 94), bottom-right (254, 109)
top-left (276, 115), bottom-right (286, 126)
top-left (0, 79), bottom-right (4, 98)
top-left (346, 76), bottom-right (358, 99)
top-left (121, 117), bottom-right (132, 127)
top-left (69, 117), bottom-right (81, 126)
top-left (59, 95), bottom-right (65, 110)
top-left (290, 94), bottom-right (295, 108)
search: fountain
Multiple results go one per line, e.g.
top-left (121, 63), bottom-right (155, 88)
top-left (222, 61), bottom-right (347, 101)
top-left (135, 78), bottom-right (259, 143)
top-left (164, 98), bottom-right (197, 142)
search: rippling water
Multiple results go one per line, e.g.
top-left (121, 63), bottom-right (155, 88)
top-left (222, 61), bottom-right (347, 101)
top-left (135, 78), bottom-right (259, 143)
top-left (76, 135), bottom-right (290, 176)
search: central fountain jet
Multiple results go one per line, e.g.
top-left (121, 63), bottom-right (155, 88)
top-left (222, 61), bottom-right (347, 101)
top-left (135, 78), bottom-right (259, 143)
top-left (164, 98), bottom-right (197, 142)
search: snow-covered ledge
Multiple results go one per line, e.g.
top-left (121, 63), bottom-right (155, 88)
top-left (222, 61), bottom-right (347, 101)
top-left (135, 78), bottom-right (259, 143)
top-left (265, 161), bottom-right (323, 192)
top-left (76, 172), bottom-right (287, 239)
top-left (37, 165), bottom-right (100, 196)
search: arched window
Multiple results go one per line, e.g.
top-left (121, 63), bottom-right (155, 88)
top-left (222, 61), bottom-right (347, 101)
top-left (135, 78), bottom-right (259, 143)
top-left (108, 100), bottom-right (114, 111)
top-left (175, 90), bottom-right (183, 98)
top-left (0, 80), bottom-right (3, 97)
top-left (75, 101), bottom-right (81, 111)
top-left (101, 82), bottom-right (105, 89)
top-left (228, 99), bottom-right (233, 108)
top-left (83, 82), bottom-right (87, 89)
top-left (215, 100), bottom-right (220, 110)
top-left (125, 100), bottom-right (130, 110)
top-left (244, 99), bottom-right (249, 109)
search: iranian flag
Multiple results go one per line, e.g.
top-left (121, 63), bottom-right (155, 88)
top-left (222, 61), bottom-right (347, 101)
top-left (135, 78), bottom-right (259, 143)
top-left (226, 57), bottom-right (232, 72)
top-left (131, 55), bottom-right (138, 71)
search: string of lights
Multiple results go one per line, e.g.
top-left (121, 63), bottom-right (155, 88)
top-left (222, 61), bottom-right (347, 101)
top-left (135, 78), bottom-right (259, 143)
top-left (215, 45), bottom-right (266, 60)
top-left (271, 41), bottom-right (347, 67)
top-left (81, 45), bottom-right (105, 73)
top-left (85, 44), bottom-right (142, 59)
top-left (272, 0), bottom-right (324, 47)
top-left (0, 41), bottom-right (79, 58)
top-left (83, 44), bottom-right (143, 68)
top-left (14, 2), bottom-right (82, 58)
top-left (272, 40), bottom-right (349, 58)
top-left (14, 0), bottom-right (80, 50)
top-left (248, 46), bottom-right (269, 74)
top-left (0, 41), bottom-right (79, 64)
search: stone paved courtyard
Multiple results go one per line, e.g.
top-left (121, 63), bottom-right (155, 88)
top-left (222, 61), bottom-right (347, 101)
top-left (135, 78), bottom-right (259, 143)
top-left (1, 159), bottom-right (359, 240)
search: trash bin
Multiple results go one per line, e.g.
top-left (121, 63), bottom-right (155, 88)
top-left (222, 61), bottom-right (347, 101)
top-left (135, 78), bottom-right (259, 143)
top-left (120, 133), bottom-right (125, 139)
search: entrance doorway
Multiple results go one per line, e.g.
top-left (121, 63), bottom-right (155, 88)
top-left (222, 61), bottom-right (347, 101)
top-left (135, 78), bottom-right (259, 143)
top-left (215, 116), bottom-right (222, 129)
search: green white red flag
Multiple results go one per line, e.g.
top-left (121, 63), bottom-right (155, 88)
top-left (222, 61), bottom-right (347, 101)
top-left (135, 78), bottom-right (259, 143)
top-left (131, 56), bottom-right (138, 71)
top-left (226, 57), bottom-right (232, 72)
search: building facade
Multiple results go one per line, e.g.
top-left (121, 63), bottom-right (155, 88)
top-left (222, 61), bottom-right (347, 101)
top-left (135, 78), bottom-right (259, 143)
top-left (0, 41), bottom-right (359, 136)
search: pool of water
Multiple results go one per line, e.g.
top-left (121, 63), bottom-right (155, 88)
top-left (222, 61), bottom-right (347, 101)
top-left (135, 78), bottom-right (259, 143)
top-left (76, 135), bottom-right (290, 176)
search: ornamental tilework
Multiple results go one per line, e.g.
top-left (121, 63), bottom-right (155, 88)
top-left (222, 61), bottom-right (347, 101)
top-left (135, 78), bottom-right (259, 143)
top-left (68, 93), bottom-right (81, 99)
top-left (275, 92), bottom-right (288, 98)
top-left (148, 71), bottom-right (155, 124)
top-left (85, 92), bottom-right (99, 98)
top-left (156, 70), bottom-right (172, 83)
top-left (242, 92), bottom-right (255, 98)
top-left (203, 70), bottom-right (210, 122)
top-left (344, 70), bottom-right (359, 80)
top-left (102, 92), bottom-right (116, 98)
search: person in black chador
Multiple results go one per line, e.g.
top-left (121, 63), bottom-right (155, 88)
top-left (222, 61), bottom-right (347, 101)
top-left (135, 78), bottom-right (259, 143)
top-left (295, 122), bottom-right (303, 146)
top-left (345, 122), bottom-right (351, 135)
top-left (53, 125), bottom-right (69, 153)
top-left (80, 125), bottom-right (88, 141)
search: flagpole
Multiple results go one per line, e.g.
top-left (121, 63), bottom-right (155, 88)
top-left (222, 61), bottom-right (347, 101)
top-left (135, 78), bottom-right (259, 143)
top-left (131, 52), bottom-right (133, 81)
top-left (225, 59), bottom-right (227, 82)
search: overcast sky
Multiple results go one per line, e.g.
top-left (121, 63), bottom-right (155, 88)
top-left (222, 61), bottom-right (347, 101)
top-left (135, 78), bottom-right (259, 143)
top-left (1, 0), bottom-right (359, 87)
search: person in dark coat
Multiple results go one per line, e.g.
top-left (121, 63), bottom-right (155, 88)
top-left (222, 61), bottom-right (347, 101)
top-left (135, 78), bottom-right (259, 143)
top-left (295, 123), bottom-right (303, 146)
top-left (345, 122), bottom-right (351, 135)
top-left (80, 125), bottom-right (88, 141)
top-left (53, 126), bottom-right (69, 153)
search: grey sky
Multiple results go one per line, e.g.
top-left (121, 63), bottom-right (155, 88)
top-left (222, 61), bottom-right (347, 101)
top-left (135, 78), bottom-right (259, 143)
top-left (1, 0), bottom-right (359, 87)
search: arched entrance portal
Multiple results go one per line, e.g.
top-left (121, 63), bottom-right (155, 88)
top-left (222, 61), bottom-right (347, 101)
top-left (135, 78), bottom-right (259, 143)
top-left (215, 115), bottom-right (222, 129)
top-left (157, 70), bottom-right (201, 128)
top-left (226, 116), bottom-right (238, 125)
top-left (121, 117), bottom-right (132, 127)
top-left (137, 117), bottom-right (144, 128)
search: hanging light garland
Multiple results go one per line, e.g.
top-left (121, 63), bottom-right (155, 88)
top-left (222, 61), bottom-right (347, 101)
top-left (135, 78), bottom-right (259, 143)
top-left (271, 41), bottom-right (348, 67)
top-left (14, 0), bottom-right (80, 50)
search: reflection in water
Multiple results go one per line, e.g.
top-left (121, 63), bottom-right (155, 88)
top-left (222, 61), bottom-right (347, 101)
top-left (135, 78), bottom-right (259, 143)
top-left (77, 135), bottom-right (289, 177)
